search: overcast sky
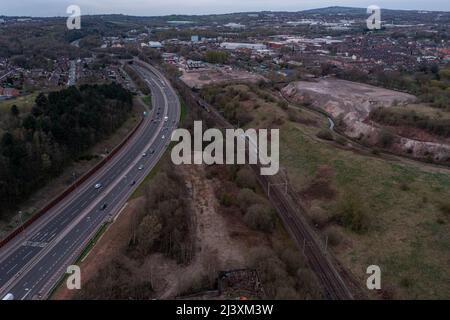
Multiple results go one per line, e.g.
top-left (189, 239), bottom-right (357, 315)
top-left (1, 0), bottom-right (448, 17)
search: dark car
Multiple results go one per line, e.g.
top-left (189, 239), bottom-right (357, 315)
top-left (100, 203), bottom-right (108, 211)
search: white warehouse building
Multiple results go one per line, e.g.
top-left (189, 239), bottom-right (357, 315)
top-left (220, 42), bottom-right (267, 51)
top-left (148, 41), bottom-right (163, 48)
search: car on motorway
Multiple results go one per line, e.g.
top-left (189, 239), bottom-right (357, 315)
top-left (142, 152), bottom-right (147, 157)
top-left (162, 135), bottom-right (165, 139)
top-left (138, 164), bottom-right (144, 170)
top-left (130, 180), bottom-right (136, 186)
top-left (100, 203), bottom-right (108, 211)
top-left (94, 183), bottom-right (102, 189)
top-left (164, 116), bottom-right (169, 122)
top-left (2, 293), bottom-right (14, 300)
top-left (149, 149), bottom-right (155, 155)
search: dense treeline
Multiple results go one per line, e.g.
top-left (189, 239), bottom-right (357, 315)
top-left (204, 50), bottom-right (229, 64)
top-left (0, 83), bottom-right (133, 216)
top-left (370, 107), bottom-right (450, 138)
top-left (134, 168), bottom-right (194, 264)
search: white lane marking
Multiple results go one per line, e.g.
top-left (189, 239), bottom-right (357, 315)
top-left (6, 264), bottom-right (18, 275)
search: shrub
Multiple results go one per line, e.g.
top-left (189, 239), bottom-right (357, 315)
top-left (335, 194), bottom-right (369, 233)
top-left (137, 214), bottom-right (162, 254)
top-left (316, 129), bottom-right (334, 141)
top-left (220, 192), bottom-right (233, 207)
top-left (439, 202), bottom-right (450, 216)
top-left (325, 227), bottom-right (342, 247)
top-left (399, 182), bottom-right (411, 191)
top-left (279, 248), bottom-right (306, 275)
top-left (379, 129), bottom-right (395, 148)
top-left (309, 205), bottom-right (330, 228)
top-left (335, 136), bottom-right (347, 146)
top-left (244, 203), bottom-right (275, 233)
top-left (277, 100), bottom-right (288, 110)
top-left (235, 167), bottom-right (258, 190)
top-left (237, 188), bottom-right (268, 211)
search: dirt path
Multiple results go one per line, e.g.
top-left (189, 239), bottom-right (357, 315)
top-left (158, 164), bottom-right (248, 298)
top-left (53, 164), bottom-right (255, 299)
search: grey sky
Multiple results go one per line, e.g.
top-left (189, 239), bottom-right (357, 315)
top-left (1, 0), bottom-right (449, 17)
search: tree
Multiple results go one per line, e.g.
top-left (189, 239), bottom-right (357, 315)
top-left (204, 50), bottom-right (229, 64)
top-left (237, 188), bottom-right (268, 211)
top-left (316, 129), bottom-right (334, 141)
top-left (336, 194), bottom-right (369, 233)
top-left (137, 214), bottom-right (162, 255)
top-left (244, 203), bottom-right (275, 233)
top-left (10, 105), bottom-right (19, 117)
top-left (379, 129), bottom-right (394, 148)
top-left (35, 92), bottom-right (48, 108)
top-left (236, 167), bottom-right (258, 190)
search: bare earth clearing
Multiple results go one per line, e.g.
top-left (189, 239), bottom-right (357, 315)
top-left (53, 165), bottom-right (261, 299)
top-left (282, 78), bottom-right (450, 163)
top-left (180, 67), bottom-right (264, 89)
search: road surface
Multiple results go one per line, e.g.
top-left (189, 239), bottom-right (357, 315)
top-left (0, 61), bottom-right (180, 300)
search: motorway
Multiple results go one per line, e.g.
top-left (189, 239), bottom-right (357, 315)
top-left (0, 61), bottom-right (180, 300)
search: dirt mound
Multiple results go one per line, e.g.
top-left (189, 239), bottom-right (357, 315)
top-left (283, 78), bottom-right (450, 163)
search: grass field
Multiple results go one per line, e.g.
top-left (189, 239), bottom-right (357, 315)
top-left (204, 83), bottom-right (450, 299)
top-left (0, 93), bottom-right (38, 114)
top-left (280, 122), bottom-right (450, 299)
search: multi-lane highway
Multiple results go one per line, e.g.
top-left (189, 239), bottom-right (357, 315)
top-left (0, 60), bottom-right (180, 300)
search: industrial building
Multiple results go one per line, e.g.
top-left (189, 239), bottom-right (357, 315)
top-left (220, 42), bottom-right (267, 51)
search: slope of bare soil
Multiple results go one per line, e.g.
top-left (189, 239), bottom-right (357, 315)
top-left (282, 78), bottom-right (450, 163)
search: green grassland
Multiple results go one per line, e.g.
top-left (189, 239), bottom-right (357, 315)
top-left (202, 83), bottom-right (450, 299)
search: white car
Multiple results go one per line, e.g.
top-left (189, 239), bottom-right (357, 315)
top-left (138, 165), bottom-right (144, 170)
top-left (94, 183), bottom-right (102, 189)
top-left (162, 135), bottom-right (165, 139)
top-left (142, 152), bottom-right (147, 157)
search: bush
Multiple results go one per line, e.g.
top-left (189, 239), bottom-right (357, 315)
top-left (309, 205), bottom-right (330, 228)
top-left (399, 182), bottom-right (411, 191)
top-left (244, 203), bottom-right (275, 233)
top-left (237, 188), bottom-right (268, 211)
top-left (439, 202), bottom-right (450, 216)
top-left (335, 136), bottom-right (347, 146)
top-left (235, 109), bottom-right (254, 126)
top-left (379, 129), bottom-right (395, 148)
top-left (336, 194), bottom-right (369, 233)
top-left (137, 214), bottom-right (162, 255)
top-left (219, 192), bottom-right (233, 207)
top-left (279, 248), bottom-right (306, 275)
top-left (277, 100), bottom-right (288, 110)
top-left (325, 226), bottom-right (342, 247)
top-left (316, 129), bottom-right (334, 141)
top-left (235, 167), bottom-right (258, 190)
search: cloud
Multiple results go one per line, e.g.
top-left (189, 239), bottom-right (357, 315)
top-left (0, 0), bottom-right (448, 17)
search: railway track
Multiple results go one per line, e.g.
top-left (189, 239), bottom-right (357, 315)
top-left (182, 88), bottom-right (362, 300)
top-left (254, 169), bottom-right (354, 299)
